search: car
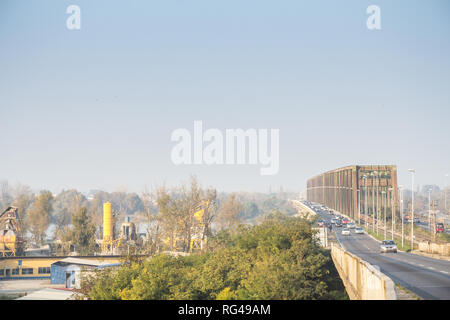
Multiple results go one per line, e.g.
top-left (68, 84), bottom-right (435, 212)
top-left (341, 228), bottom-right (350, 236)
top-left (354, 227), bottom-right (364, 234)
top-left (331, 219), bottom-right (337, 225)
top-left (380, 240), bottom-right (397, 253)
top-left (342, 218), bottom-right (349, 225)
top-left (335, 221), bottom-right (343, 227)
top-left (347, 223), bottom-right (356, 229)
top-left (436, 223), bottom-right (445, 233)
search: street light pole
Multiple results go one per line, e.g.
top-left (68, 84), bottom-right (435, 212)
top-left (382, 190), bottom-right (387, 240)
top-left (409, 169), bottom-right (415, 250)
top-left (399, 185), bottom-right (404, 248)
top-left (357, 189), bottom-right (361, 226)
top-left (389, 187), bottom-right (394, 240)
top-left (445, 174), bottom-right (448, 213)
top-left (428, 188), bottom-right (432, 234)
top-left (372, 173), bottom-right (375, 233)
top-left (376, 186), bottom-right (379, 235)
top-left (363, 176), bottom-right (368, 229)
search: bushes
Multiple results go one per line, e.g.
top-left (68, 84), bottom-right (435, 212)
top-left (83, 217), bottom-right (348, 300)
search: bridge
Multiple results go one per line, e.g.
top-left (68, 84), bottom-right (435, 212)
top-left (307, 165), bottom-right (399, 223)
top-left (305, 165), bottom-right (450, 300)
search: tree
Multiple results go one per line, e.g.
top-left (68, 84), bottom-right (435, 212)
top-left (64, 207), bottom-right (97, 255)
top-left (11, 183), bottom-right (34, 235)
top-left (142, 187), bottom-right (162, 254)
top-left (217, 193), bottom-right (243, 230)
top-left (0, 180), bottom-right (13, 210)
top-left (53, 189), bottom-right (87, 239)
top-left (27, 191), bottom-right (53, 245)
top-left (80, 216), bottom-right (348, 300)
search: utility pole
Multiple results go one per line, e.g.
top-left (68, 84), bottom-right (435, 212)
top-left (363, 176), bottom-right (368, 229)
top-left (373, 171), bottom-right (378, 234)
top-left (428, 188), bottom-right (432, 234)
top-left (372, 174), bottom-right (375, 233)
top-left (409, 169), bottom-right (415, 250)
top-left (357, 189), bottom-right (361, 226)
top-left (445, 174), bottom-right (448, 213)
top-left (389, 187), bottom-right (394, 240)
top-left (376, 186), bottom-right (379, 235)
top-left (399, 185), bottom-right (404, 248)
top-left (382, 190), bottom-right (386, 240)
top-left (432, 200), bottom-right (437, 242)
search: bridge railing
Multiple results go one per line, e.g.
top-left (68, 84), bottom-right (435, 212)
top-left (330, 243), bottom-right (397, 300)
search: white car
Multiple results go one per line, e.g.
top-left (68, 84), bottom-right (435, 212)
top-left (347, 223), bottom-right (356, 229)
top-left (354, 227), bottom-right (364, 234)
top-left (341, 228), bottom-right (350, 236)
top-left (380, 240), bottom-right (397, 253)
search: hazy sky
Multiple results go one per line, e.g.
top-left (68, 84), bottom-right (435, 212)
top-left (1, 0), bottom-right (449, 194)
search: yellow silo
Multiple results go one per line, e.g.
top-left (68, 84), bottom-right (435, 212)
top-left (103, 202), bottom-right (113, 242)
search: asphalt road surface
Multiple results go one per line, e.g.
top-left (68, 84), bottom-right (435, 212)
top-left (311, 204), bottom-right (450, 300)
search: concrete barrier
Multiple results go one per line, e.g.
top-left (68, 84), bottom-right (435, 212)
top-left (331, 243), bottom-right (397, 300)
top-left (418, 242), bottom-right (450, 256)
top-left (291, 200), bottom-right (317, 220)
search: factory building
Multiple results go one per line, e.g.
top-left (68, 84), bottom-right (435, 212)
top-left (0, 255), bottom-right (122, 280)
top-left (0, 207), bottom-right (24, 257)
top-left (50, 257), bottom-right (121, 289)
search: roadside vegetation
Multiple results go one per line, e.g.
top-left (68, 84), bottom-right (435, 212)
top-left (79, 216), bottom-right (348, 300)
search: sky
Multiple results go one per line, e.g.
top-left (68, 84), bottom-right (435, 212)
top-left (0, 0), bottom-right (449, 194)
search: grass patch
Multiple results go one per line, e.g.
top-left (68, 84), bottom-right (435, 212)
top-left (395, 284), bottom-right (421, 300)
top-left (365, 228), bottom-right (413, 252)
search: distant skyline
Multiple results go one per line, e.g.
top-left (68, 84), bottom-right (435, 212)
top-left (1, 1), bottom-right (449, 194)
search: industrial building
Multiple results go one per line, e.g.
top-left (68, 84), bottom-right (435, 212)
top-left (50, 257), bottom-right (121, 289)
top-left (0, 255), bottom-right (122, 280)
top-left (307, 165), bottom-right (399, 221)
top-left (0, 207), bottom-right (24, 257)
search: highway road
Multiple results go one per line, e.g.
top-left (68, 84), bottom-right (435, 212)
top-left (307, 203), bottom-right (450, 300)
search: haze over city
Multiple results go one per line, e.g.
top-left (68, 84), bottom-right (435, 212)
top-left (1, 0), bottom-right (449, 194)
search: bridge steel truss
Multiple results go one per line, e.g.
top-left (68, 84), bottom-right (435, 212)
top-left (307, 165), bottom-right (398, 221)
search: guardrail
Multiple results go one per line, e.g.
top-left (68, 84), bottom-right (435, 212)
top-left (331, 243), bottom-right (397, 300)
top-left (290, 200), bottom-right (317, 220)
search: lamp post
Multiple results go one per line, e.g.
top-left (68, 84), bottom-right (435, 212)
top-left (373, 171), bottom-right (378, 233)
top-left (357, 189), bottom-right (361, 226)
top-left (445, 174), bottom-right (448, 213)
top-left (382, 190), bottom-right (387, 240)
top-left (376, 185), bottom-right (379, 235)
top-left (399, 185), bottom-right (404, 247)
top-left (428, 188), bottom-right (432, 233)
top-left (363, 175), bottom-right (368, 229)
top-left (372, 173), bottom-right (375, 233)
top-left (389, 187), bottom-right (394, 240)
top-left (408, 169), bottom-right (415, 250)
